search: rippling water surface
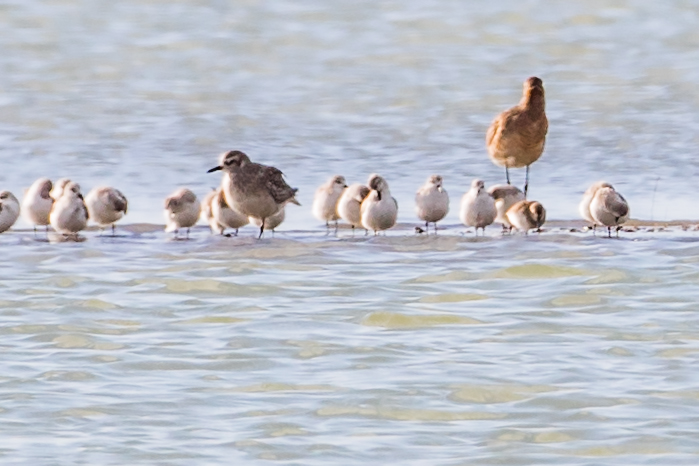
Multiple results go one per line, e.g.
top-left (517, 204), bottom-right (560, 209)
top-left (2, 0), bottom-right (699, 464)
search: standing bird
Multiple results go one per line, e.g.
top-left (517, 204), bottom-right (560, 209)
top-left (207, 150), bottom-right (300, 239)
top-left (49, 181), bottom-right (89, 238)
top-left (415, 175), bottom-right (449, 233)
top-left (506, 200), bottom-right (546, 234)
top-left (579, 181), bottom-right (613, 233)
top-left (589, 184), bottom-right (629, 238)
top-left (164, 188), bottom-right (201, 239)
top-left (337, 183), bottom-right (370, 234)
top-left (360, 174), bottom-right (398, 235)
top-left (312, 175), bottom-right (347, 232)
top-left (488, 184), bottom-right (525, 232)
top-left (486, 76), bottom-right (548, 197)
top-left (459, 179), bottom-right (496, 235)
top-left (250, 207), bottom-right (285, 236)
top-left (202, 187), bottom-right (249, 236)
top-left (84, 186), bottom-right (128, 236)
top-left (0, 191), bottom-right (21, 233)
top-left (21, 178), bottom-right (53, 233)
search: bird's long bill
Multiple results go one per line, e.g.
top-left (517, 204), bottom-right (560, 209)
top-left (207, 166), bottom-right (223, 173)
top-left (289, 197), bottom-right (301, 206)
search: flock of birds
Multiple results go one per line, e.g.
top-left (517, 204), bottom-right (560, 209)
top-left (0, 76), bottom-right (631, 240)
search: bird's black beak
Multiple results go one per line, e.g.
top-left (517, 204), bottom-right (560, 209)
top-left (207, 166), bottom-right (222, 173)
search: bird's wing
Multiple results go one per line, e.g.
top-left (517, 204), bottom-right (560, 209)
top-left (606, 192), bottom-right (629, 218)
top-left (264, 166), bottom-right (296, 204)
top-left (107, 189), bottom-right (128, 213)
top-left (79, 195), bottom-right (90, 220)
top-left (485, 116), bottom-right (501, 147)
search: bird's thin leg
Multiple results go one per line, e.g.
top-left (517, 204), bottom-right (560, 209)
top-left (351, 224), bottom-right (355, 237)
top-left (524, 165), bottom-right (530, 198)
top-left (112, 224), bottom-right (116, 236)
top-left (186, 228), bottom-right (190, 239)
top-left (33, 226), bottom-right (37, 237)
top-left (433, 222), bottom-right (438, 235)
top-left (234, 228), bottom-right (239, 236)
top-left (258, 223), bottom-right (264, 239)
top-left (334, 220), bottom-right (339, 234)
top-left (607, 226), bottom-right (612, 238)
top-left (616, 226), bottom-right (621, 238)
top-left (506, 166), bottom-right (511, 185)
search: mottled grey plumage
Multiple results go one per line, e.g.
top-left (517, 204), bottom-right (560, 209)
top-left (208, 150), bottom-right (299, 238)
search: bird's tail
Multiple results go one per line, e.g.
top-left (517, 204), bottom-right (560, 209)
top-left (288, 188), bottom-right (301, 206)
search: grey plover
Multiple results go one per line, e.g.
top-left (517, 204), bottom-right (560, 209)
top-left (208, 150), bottom-right (299, 238)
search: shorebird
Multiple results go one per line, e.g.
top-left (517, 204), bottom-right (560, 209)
top-left (312, 175), bottom-right (347, 232)
top-left (589, 184), bottom-right (629, 238)
top-left (49, 181), bottom-right (88, 237)
top-left (459, 179), bottom-right (496, 235)
top-left (21, 178), bottom-right (53, 233)
top-left (0, 191), bottom-right (20, 233)
top-left (579, 181), bottom-right (613, 233)
top-left (360, 174), bottom-right (398, 235)
top-left (50, 178), bottom-right (79, 201)
top-left (488, 184), bottom-right (525, 232)
top-left (201, 189), bottom-right (219, 233)
top-left (207, 150), bottom-right (300, 238)
top-left (202, 187), bottom-right (249, 236)
top-left (506, 200), bottom-right (546, 234)
top-left (250, 207), bottom-right (285, 236)
top-left (164, 188), bottom-right (200, 238)
top-left (337, 183), bottom-right (370, 235)
top-left (415, 174), bottom-right (449, 233)
top-left (486, 76), bottom-right (548, 197)
top-left (84, 186), bottom-right (128, 235)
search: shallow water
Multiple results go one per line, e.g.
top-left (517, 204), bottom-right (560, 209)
top-left (3, 227), bottom-right (699, 465)
top-left (2, 0), bottom-right (699, 464)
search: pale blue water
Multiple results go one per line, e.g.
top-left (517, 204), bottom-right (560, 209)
top-left (1, 1), bottom-right (699, 464)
